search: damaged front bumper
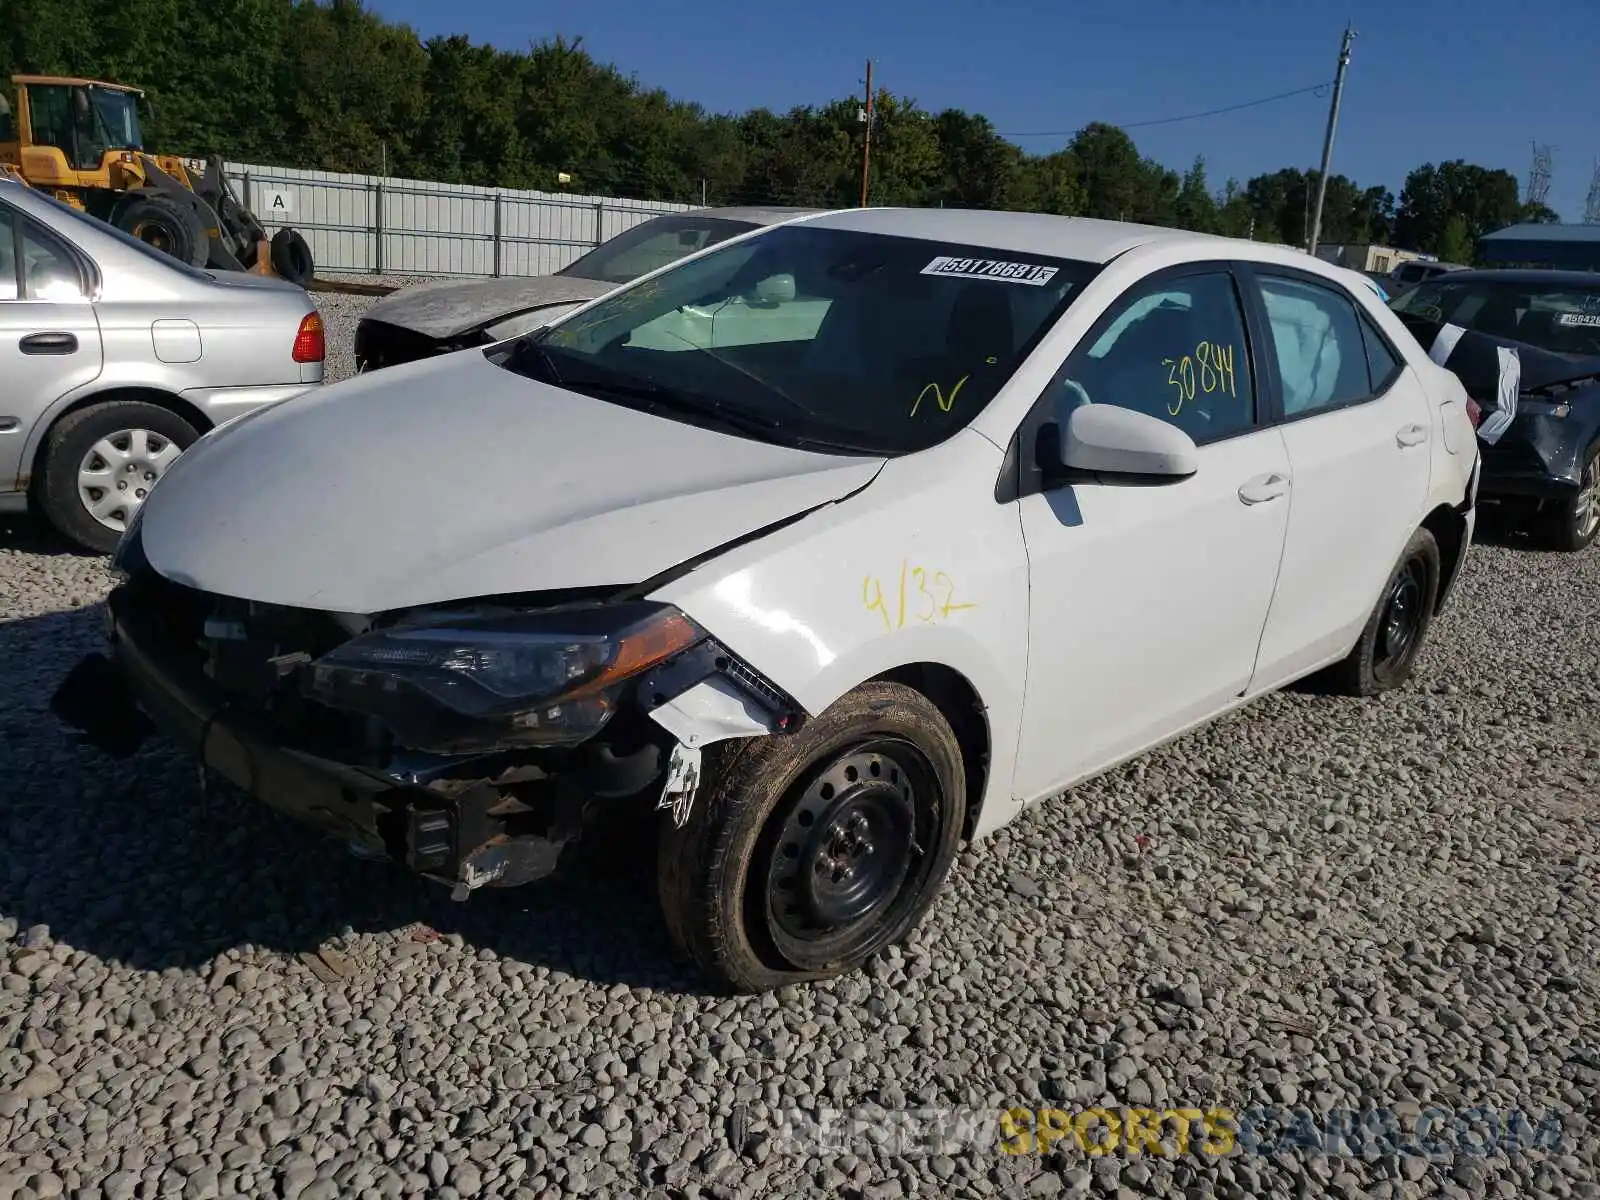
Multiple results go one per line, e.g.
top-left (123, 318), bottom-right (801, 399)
top-left (51, 575), bottom-right (799, 898)
top-left (1477, 410), bottom-right (1596, 504)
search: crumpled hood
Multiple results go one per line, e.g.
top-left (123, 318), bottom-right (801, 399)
top-left (139, 352), bottom-right (885, 613)
top-left (363, 274), bottom-right (618, 340)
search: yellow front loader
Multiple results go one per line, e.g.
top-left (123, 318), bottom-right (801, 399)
top-left (0, 74), bottom-right (314, 285)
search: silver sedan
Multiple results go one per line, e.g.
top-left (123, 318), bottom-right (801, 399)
top-left (0, 178), bottom-right (324, 552)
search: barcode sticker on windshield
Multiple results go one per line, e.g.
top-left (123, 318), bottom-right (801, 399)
top-left (921, 256), bottom-right (1060, 286)
top-left (1557, 313), bottom-right (1600, 327)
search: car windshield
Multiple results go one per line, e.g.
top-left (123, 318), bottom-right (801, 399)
top-left (89, 86), bottom-right (143, 149)
top-left (557, 215), bottom-right (761, 285)
top-left (1391, 276), bottom-right (1600, 357)
top-left (500, 223), bottom-right (1096, 455)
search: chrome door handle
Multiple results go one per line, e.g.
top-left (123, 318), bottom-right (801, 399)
top-left (1238, 473), bottom-right (1290, 505)
top-left (1396, 423), bottom-right (1428, 448)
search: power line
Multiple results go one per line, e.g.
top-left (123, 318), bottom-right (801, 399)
top-left (1000, 81), bottom-right (1334, 139)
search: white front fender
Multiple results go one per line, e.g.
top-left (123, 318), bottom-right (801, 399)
top-left (647, 432), bottom-right (1033, 841)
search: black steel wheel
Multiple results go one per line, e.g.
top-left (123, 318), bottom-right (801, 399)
top-left (1316, 526), bottom-right (1441, 697)
top-left (759, 740), bottom-right (942, 972)
top-left (658, 681), bottom-right (967, 992)
top-left (1374, 554), bottom-right (1427, 684)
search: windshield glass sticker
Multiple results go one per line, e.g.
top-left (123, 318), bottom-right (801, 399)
top-left (921, 256), bottom-right (1059, 286)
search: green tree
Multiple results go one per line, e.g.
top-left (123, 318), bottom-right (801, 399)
top-left (1395, 160), bottom-right (1522, 254)
top-left (1068, 122), bottom-right (1145, 221)
top-left (1436, 214), bottom-right (1476, 265)
top-left (1174, 156), bottom-right (1217, 232)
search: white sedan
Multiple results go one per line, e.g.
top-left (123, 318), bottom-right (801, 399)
top-left (52, 208), bottom-right (1480, 993)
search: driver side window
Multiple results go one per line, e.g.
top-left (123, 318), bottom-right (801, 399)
top-left (0, 208), bottom-right (18, 301)
top-left (1058, 270), bottom-right (1257, 443)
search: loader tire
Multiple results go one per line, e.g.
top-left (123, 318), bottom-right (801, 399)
top-left (114, 195), bottom-right (209, 269)
top-left (270, 228), bottom-right (314, 287)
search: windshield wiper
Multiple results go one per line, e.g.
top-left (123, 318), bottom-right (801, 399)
top-left (554, 373), bottom-right (784, 434)
top-left (567, 375), bottom-right (887, 452)
top-left (510, 339), bottom-right (565, 385)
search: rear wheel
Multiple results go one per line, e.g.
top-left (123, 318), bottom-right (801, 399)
top-left (37, 401), bottom-right (199, 553)
top-left (657, 681), bottom-right (966, 992)
top-left (1539, 445), bottom-right (1600, 553)
top-left (112, 194), bottom-right (209, 269)
top-left (1316, 527), bottom-right (1441, 697)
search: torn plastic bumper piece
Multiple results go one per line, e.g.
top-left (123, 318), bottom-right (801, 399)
top-left (49, 599), bottom-right (586, 898)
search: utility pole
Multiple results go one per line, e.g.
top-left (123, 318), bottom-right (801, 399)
top-left (859, 59), bottom-right (875, 208)
top-left (1307, 23), bottom-right (1355, 257)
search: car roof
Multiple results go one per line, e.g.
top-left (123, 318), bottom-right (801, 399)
top-left (791, 206), bottom-right (1245, 265)
top-left (1414, 267), bottom-right (1600, 286)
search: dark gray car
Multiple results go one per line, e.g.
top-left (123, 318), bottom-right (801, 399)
top-left (352, 206), bottom-right (819, 372)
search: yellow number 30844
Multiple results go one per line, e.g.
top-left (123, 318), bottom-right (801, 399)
top-left (1161, 342), bottom-right (1238, 415)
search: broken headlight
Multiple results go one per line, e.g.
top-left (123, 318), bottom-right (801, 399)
top-left (304, 601), bottom-right (706, 753)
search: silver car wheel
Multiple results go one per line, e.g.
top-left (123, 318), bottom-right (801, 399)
top-left (1577, 456), bottom-right (1600, 543)
top-left (77, 428), bottom-right (182, 533)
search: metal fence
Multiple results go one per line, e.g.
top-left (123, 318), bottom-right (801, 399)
top-left (216, 161), bottom-right (696, 278)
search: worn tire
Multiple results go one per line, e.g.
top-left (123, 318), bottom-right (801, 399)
top-left (113, 194), bottom-right (209, 268)
top-left (37, 401), bottom-right (200, 554)
top-left (1316, 526), bottom-right (1441, 697)
top-left (657, 680), bottom-right (966, 993)
top-left (270, 228), bottom-right (315, 287)
top-left (1538, 443), bottom-right (1600, 553)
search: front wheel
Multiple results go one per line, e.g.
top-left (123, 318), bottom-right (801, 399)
top-left (1317, 526), bottom-right (1441, 697)
top-left (657, 681), bottom-right (967, 992)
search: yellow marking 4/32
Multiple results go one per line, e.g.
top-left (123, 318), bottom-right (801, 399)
top-left (1161, 342), bottom-right (1238, 415)
top-left (863, 561), bottom-right (977, 631)
top-left (910, 375), bottom-right (969, 418)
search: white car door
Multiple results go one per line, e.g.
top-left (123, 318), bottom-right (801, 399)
top-left (1243, 267), bottom-right (1434, 688)
top-left (0, 201), bottom-right (103, 494)
top-left (1009, 264), bottom-right (1293, 803)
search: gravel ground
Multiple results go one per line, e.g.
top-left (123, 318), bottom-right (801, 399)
top-left (1, 292), bottom-right (1597, 1199)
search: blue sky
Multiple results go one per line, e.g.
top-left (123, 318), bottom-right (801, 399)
top-left (371, 0), bottom-right (1599, 221)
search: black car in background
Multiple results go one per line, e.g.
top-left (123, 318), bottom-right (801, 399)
top-left (1390, 270), bottom-right (1600, 552)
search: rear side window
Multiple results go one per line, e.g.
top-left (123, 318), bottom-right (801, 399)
top-left (0, 207), bottom-right (17, 300)
top-left (1256, 275), bottom-right (1372, 417)
top-left (20, 220), bottom-right (88, 301)
top-left (1360, 316), bottom-right (1404, 393)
